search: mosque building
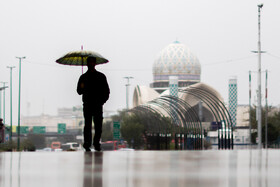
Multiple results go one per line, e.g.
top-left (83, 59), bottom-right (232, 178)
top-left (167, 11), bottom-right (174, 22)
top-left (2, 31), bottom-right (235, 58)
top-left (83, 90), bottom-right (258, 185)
top-left (133, 41), bottom-right (222, 124)
top-left (132, 41), bottom-right (250, 148)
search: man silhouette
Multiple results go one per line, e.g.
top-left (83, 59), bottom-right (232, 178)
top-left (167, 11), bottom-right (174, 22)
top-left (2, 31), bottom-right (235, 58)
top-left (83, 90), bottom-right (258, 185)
top-left (77, 56), bottom-right (110, 151)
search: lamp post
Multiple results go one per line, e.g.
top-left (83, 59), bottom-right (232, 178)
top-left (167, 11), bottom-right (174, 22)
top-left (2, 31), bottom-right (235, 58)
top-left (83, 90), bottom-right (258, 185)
top-left (0, 82), bottom-right (8, 124)
top-left (257, 4), bottom-right (263, 149)
top-left (249, 71), bottom-right (252, 148)
top-left (7, 66), bottom-right (15, 140)
top-left (0, 85), bottom-right (8, 119)
top-left (251, 4), bottom-right (264, 149)
top-left (124, 77), bottom-right (133, 109)
top-left (0, 83), bottom-right (2, 119)
top-left (16, 56), bottom-right (25, 151)
top-left (265, 70), bottom-right (268, 149)
top-left (0, 85), bottom-right (1, 119)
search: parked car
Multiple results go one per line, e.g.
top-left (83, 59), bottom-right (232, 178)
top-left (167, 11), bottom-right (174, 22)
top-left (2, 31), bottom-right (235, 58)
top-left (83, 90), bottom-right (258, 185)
top-left (43, 147), bottom-right (52, 152)
top-left (51, 141), bottom-right (61, 150)
top-left (61, 142), bottom-right (81, 151)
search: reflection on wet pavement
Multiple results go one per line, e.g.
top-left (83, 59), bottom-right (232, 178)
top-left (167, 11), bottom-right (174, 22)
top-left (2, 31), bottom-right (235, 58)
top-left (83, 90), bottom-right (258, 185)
top-left (0, 150), bottom-right (279, 187)
top-left (83, 152), bottom-right (103, 187)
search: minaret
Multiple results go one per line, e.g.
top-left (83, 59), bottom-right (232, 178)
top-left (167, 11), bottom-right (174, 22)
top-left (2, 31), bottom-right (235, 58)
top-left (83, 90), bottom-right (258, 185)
top-left (169, 76), bottom-right (179, 125)
top-left (229, 77), bottom-right (237, 127)
top-left (169, 76), bottom-right (178, 97)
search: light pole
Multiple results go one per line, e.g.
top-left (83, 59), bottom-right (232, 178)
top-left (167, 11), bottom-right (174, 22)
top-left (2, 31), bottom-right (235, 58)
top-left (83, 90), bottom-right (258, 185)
top-left (265, 70), bottom-right (268, 149)
top-left (251, 4), bottom-right (264, 148)
top-left (16, 56), bottom-right (25, 151)
top-left (0, 84), bottom-right (2, 119)
top-left (124, 77), bottom-right (133, 109)
top-left (257, 4), bottom-right (263, 149)
top-left (249, 71), bottom-right (252, 148)
top-left (0, 89), bottom-right (1, 119)
top-left (0, 82), bottom-right (8, 124)
top-left (7, 66), bottom-right (15, 140)
top-left (0, 85), bottom-right (8, 119)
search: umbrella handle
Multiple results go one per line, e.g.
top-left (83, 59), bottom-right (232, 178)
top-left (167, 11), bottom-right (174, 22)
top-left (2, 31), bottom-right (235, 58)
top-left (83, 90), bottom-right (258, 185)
top-left (82, 57), bottom-right (84, 74)
top-left (81, 45), bottom-right (84, 74)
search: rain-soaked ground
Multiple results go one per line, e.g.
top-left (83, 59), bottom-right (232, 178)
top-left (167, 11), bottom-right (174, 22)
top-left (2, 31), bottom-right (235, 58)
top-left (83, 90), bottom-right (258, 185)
top-left (0, 149), bottom-right (279, 187)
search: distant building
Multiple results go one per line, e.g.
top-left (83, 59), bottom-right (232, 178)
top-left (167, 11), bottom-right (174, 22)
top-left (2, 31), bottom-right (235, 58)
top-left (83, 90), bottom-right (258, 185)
top-left (236, 105), bottom-right (249, 127)
top-left (20, 106), bottom-right (83, 133)
top-left (20, 106), bottom-right (114, 133)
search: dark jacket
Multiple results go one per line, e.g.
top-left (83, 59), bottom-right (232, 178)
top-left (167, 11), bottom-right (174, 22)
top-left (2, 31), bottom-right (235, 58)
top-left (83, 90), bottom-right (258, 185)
top-left (77, 70), bottom-right (110, 105)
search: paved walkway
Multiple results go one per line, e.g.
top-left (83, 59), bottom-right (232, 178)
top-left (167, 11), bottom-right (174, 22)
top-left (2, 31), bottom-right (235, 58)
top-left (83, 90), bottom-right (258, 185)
top-left (0, 150), bottom-right (279, 187)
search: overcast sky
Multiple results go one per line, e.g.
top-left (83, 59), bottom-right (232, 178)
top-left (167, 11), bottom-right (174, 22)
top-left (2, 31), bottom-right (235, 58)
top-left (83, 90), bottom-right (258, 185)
top-left (1, 0), bottom-right (280, 122)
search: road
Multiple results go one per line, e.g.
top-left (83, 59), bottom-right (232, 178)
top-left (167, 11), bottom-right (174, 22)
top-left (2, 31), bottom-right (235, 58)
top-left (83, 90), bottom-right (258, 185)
top-left (0, 150), bottom-right (279, 187)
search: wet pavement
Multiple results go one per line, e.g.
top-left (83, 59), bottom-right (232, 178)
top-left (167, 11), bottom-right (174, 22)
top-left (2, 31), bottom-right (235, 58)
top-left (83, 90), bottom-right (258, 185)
top-left (0, 150), bottom-right (279, 187)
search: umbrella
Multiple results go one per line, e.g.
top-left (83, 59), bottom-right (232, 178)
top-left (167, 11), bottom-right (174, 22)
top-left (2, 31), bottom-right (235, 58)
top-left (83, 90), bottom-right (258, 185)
top-left (56, 50), bottom-right (109, 66)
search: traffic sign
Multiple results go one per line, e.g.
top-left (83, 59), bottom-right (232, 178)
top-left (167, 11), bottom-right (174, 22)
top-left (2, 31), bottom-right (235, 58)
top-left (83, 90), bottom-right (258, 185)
top-left (58, 123), bottom-right (66, 134)
top-left (113, 121), bottom-right (120, 140)
top-left (33, 126), bottom-right (46, 134)
top-left (17, 126), bottom-right (29, 134)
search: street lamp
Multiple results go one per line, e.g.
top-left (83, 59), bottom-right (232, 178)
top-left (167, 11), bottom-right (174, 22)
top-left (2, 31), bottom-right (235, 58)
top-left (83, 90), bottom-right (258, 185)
top-left (16, 56), bottom-right (25, 151)
top-left (0, 85), bottom-right (1, 119)
top-left (7, 66), bottom-right (15, 140)
top-left (0, 84), bottom-right (3, 119)
top-left (256, 4), bottom-right (263, 149)
top-left (124, 77), bottom-right (133, 109)
top-left (264, 70), bottom-right (268, 149)
top-left (249, 71), bottom-right (252, 148)
top-left (0, 82), bottom-right (8, 124)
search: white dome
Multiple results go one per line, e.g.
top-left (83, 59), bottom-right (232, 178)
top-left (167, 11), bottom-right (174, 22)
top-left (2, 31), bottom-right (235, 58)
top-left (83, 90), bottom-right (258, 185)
top-left (153, 41), bottom-right (201, 82)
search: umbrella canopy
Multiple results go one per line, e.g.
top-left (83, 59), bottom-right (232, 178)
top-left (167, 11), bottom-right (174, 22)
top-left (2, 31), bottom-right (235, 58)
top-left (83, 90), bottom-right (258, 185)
top-left (56, 50), bottom-right (109, 66)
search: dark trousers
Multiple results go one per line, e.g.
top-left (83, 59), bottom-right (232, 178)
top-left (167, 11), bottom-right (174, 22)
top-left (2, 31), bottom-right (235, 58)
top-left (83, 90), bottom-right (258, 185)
top-left (83, 104), bottom-right (103, 147)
